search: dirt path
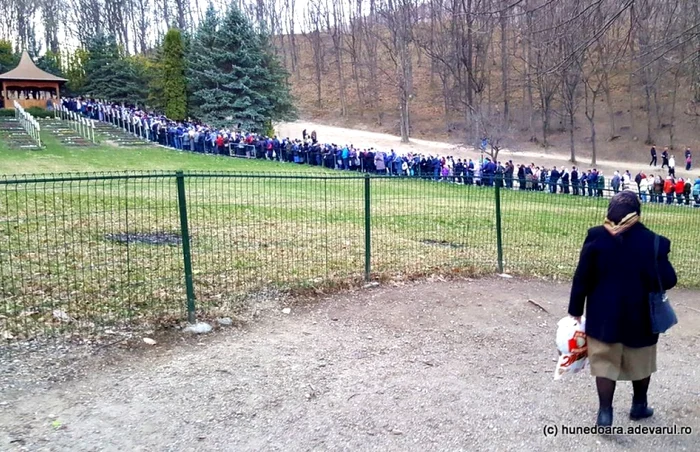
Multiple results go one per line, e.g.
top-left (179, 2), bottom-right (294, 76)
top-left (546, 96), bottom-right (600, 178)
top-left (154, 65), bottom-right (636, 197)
top-left (1, 277), bottom-right (698, 451)
top-left (277, 121), bottom-right (697, 180)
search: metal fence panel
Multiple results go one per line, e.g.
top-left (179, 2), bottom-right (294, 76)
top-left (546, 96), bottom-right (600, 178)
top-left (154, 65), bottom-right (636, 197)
top-left (1, 171), bottom-right (699, 344)
top-left (0, 173), bottom-right (183, 342)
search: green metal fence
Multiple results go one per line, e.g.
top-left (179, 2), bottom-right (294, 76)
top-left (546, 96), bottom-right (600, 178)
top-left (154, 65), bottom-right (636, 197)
top-left (1, 171), bottom-right (698, 343)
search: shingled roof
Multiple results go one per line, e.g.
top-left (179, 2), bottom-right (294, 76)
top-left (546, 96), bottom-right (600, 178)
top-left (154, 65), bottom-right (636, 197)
top-left (0, 51), bottom-right (67, 82)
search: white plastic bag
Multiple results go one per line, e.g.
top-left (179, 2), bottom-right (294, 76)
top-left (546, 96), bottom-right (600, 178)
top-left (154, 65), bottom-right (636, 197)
top-left (553, 316), bottom-right (588, 380)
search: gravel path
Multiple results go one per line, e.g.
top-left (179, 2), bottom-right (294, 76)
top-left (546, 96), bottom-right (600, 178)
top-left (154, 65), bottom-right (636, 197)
top-left (277, 121), bottom-right (697, 180)
top-left (1, 277), bottom-right (699, 451)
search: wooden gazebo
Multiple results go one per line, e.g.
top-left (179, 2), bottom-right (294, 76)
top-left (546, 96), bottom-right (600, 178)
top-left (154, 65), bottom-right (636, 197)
top-left (0, 51), bottom-right (67, 110)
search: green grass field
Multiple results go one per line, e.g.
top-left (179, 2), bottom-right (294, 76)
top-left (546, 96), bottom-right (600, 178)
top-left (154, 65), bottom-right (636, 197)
top-left (1, 131), bottom-right (699, 341)
top-left (0, 132), bottom-right (329, 174)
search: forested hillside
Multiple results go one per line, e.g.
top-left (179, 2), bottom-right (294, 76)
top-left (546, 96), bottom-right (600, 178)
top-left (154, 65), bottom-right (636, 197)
top-left (2, 0), bottom-right (700, 162)
top-left (274, 0), bottom-right (700, 162)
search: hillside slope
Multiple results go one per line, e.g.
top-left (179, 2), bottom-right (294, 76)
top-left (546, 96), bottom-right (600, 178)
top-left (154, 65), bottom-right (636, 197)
top-left (278, 28), bottom-right (700, 166)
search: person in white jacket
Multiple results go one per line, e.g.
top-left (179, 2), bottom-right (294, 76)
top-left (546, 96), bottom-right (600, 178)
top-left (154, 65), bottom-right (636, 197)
top-left (669, 155), bottom-right (676, 177)
top-left (622, 171), bottom-right (633, 191)
top-left (639, 176), bottom-right (649, 202)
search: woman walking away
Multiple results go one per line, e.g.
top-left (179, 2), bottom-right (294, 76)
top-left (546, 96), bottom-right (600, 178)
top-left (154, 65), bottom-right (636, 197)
top-left (568, 191), bottom-right (677, 427)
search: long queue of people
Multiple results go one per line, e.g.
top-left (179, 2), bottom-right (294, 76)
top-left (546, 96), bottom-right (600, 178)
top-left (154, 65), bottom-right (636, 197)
top-left (61, 97), bottom-right (700, 207)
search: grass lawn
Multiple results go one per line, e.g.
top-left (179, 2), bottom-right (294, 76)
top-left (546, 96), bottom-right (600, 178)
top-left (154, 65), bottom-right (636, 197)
top-left (1, 131), bottom-right (698, 341)
top-left (0, 132), bottom-right (328, 175)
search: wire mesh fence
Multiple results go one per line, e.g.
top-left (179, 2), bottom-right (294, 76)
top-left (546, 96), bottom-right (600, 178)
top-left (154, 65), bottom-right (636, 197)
top-left (1, 171), bottom-right (699, 343)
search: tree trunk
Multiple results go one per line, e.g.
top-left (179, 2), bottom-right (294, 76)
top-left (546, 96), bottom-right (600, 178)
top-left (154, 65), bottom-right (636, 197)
top-left (399, 89), bottom-right (409, 143)
top-left (332, 4), bottom-right (347, 117)
top-left (542, 109), bottom-right (548, 148)
top-left (465, 0), bottom-right (474, 141)
top-left (602, 74), bottom-right (616, 139)
top-left (441, 69), bottom-right (450, 130)
top-left (669, 49), bottom-right (683, 150)
top-left (569, 113), bottom-right (575, 163)
top-left (429, 0), bottom-right (437, 85)
top-left (590, 116), bottom-right (597, 166)
top-left (652, 86), bottom-right (662, 131)
top-left (524, 0), bottom-right (535, 141)
top-left (644, 85), bottom-right (653, 145)
top-left (314, 32), bottom-right (322, 109)
top-left (500, 6), bottom-right (509, 124)
top-left (586, 86), bottom-right (598, 166)
top-left (627, 5), bottom-right (636, 134)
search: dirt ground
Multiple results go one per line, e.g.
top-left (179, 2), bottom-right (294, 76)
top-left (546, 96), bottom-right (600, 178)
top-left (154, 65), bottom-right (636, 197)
top-left (277, 121), bottom-right (698, 181)
top-left (1, 277), bottom-right (699, 451)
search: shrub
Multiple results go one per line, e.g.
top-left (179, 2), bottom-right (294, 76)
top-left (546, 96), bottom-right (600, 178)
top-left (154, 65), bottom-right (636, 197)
top-left (25, 107), bottom-right (55, 118)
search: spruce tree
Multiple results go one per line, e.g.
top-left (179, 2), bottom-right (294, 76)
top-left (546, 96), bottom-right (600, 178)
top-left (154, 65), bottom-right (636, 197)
top-left (187, 4), bottom-right (219, 120)
top-left (83, 34), bottom-right (148, 105)
top-left (159, 29), bottom-right (188, 121)
top-left (36, 51), bottom-right (64, 78)
top-left (188, 2), bottom-right (296, 130)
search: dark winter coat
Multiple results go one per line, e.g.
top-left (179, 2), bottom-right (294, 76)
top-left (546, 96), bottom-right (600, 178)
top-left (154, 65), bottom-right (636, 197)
top-left (568, 223), bottom-right (677, 348)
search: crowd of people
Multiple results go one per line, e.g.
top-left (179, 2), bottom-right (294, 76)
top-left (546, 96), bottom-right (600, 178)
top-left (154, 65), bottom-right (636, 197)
top-left (60, 98), bottom-right (700, 207)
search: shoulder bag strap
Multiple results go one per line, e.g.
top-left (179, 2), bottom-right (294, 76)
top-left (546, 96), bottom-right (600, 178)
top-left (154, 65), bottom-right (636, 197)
top-left (653, 234), bottom-right (663, 292)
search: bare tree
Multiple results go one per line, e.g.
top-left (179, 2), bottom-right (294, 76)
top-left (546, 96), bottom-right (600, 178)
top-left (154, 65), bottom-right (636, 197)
top-left (634, 0), bottom-right (669, 145)
top-left (558, 0), bottom-right (586, 163)
top-left (285, 0), bottom-right (300, 77)
top-left (174, 0), bottom-right (188, 30)
top-left (376, 0), bottom-right (415, 142)
top-left (302, 0), bottom-right (325, 109)
top-left (345, 0), bottom-right (366, 114)
top-left (323, 0), bottom-right (348, 117)
top-left (521, 0), bottom-right (537, 142)
top-left (499, 0), bottom-right (509, 125)
top-left (531, 5), bottom-right (561, 148)
top-left (41, 0), bottom-right (63, 53)
top-left (363, 0), bottom-right (381, 122)
top-left (133, 0), bottom-right (151, 53)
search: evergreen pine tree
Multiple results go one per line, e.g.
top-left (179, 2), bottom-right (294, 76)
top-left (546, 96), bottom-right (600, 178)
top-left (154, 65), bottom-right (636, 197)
top-left (0, 40), bottom-right (18, 73)
top-left (159, 29), bottom-right (188, 121)
top-left (36, 51), bottom-right (64, 78)
top-left (187, 4), bottom-right (219, 120)
top-left (83, 34), bottom-right (148, 105)
top-left (63, 49), bottom-right (88, 96)
top-left (256, 32), bottom-right (296, 124)
top-left (187, 2), bottom-right (296, 130)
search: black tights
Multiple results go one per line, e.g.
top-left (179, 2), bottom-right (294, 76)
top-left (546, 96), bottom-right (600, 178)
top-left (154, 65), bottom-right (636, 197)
top-left (596, 377), bottom-right (616, 409)
top-left (596, 376), bottom-right (651, 408)
top-left (632, 376), bottom-right (651, 404)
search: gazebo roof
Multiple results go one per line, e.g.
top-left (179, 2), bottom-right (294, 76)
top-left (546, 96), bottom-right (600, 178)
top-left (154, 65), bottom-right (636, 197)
top-left (0, 51), bottom-right (67, 82)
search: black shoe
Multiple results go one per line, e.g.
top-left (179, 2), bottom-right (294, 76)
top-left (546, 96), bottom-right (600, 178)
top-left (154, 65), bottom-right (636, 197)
top-left (597, 407), bottom-right (613, 426)
top-left (630, 403), bottom-right (654, 421)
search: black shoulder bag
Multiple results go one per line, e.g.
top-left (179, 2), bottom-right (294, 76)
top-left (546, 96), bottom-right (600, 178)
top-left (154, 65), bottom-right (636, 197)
top-left (649, 235), bottom-right (678, 334)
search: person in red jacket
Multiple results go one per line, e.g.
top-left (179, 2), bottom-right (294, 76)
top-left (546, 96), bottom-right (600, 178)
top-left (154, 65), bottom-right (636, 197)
top-left (675, 178), bottom-right (685, 205)
top-left (663, 177), bottom-right (674, 205)
top-left (216, 134), bottom-right (224, 155)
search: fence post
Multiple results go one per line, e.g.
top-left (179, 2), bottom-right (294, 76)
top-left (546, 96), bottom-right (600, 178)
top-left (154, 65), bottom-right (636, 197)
top-left (176, 171), bottom-right (197, 323)
top-left (494, 175), bottom-right (504, 274)
top-left (364, 174), bottom-right (371, 281)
